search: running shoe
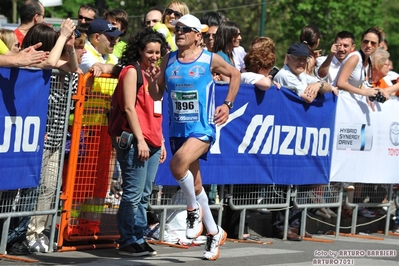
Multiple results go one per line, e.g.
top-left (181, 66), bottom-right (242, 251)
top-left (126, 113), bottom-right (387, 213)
top-left (203, 226), bottom-right (227, 260)
top-left (186, 202), bottom-right (203, 239)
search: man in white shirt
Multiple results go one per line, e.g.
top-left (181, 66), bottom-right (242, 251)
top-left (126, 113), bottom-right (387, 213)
top-left (274, 43), bottom-right (333, 100)
top-left (315, 31), bottom-right (355, 85)
top-left (79, 18), bottom-right (123, 73)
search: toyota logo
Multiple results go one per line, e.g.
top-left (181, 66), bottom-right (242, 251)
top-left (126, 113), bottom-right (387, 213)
top-left (390, 122), bottom-right (399, 146)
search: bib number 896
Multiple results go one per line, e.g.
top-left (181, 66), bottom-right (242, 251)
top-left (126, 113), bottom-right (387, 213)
top-left (175, 101), bottom-right (194, 110)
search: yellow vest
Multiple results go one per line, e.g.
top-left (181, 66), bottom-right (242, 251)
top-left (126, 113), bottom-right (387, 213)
top-left (0, 39), bottom-right (9, 55)
top-left (82, 43), bottom-right (118, 126)
top-left (153, 22), bottom-right (177, 52)
top-left (113, 41), bottom-right (127, 59)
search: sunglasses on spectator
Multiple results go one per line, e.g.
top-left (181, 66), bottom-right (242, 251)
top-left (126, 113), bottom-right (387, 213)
top-left (102, 34), bottom-right (118, 42)
top-left (175, 25), bottom-right (198, 33)
top-left (78, 15), bottom-right (94, 22)
top-left (165, 8), bottom-right (183, 18)
top-left (362, 39), bottom-right (377, 46)
top-left (204, 33), bottom-right (216, 39)
top-left (145, 19), bottom-right (160, 25)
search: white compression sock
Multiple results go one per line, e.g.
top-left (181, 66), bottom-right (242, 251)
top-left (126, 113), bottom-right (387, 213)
top-left (196, 188), bottom-right (218, 235)
top-left (177, 170), bottom-right (197, 210)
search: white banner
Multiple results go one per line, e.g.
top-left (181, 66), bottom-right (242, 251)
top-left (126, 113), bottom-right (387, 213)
top-left (41, 0), bottom-right (62, 7)
top-left (330, 91), bottom-right (399, 183)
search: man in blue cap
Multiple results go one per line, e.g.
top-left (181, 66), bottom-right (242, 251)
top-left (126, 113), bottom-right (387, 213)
top-left (272, 43), bottom-right (336, 241)
top-left (274, 43), bottom-right (335, 102)
top-left (79, 18), bottom-right (123, 73)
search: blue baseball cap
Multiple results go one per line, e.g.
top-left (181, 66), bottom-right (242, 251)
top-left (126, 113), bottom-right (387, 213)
top-left (287, 43), bottom-right (310, 57)
top-left (88, 19), bottom-right (123, 37)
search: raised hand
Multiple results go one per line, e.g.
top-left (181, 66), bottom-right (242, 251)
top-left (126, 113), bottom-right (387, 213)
top-left (59, 18), bottom-right (76, 39)
top-left (18, 42), bottom-right (48, 66)
top-left (144, 66), bottom-right (161, 84)
top-left (330, 43), bottom-right (339, 55)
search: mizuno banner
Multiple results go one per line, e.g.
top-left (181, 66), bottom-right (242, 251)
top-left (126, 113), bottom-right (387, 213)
top-left (156, 84), bottom-right (337, 185)
top-left (0, 67), bottom-right (51, 190)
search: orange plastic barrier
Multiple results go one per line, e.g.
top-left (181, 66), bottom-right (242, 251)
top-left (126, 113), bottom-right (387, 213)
top-left (58, 73), bottom-right (120, 251)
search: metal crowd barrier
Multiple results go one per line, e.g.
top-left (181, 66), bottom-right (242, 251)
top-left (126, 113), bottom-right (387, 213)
top-left (292, 183), bottom-right (342, 239)
top-left (0, 69), bottom-right (72, 254)
top-left (390, 185), bottom-right (398, 234)
top-left (148, 185), bottom-right (225, 242)
top-left (226, 184), bottom-right (291, 240)
top-left (343, 183), bottom-right (394, 235)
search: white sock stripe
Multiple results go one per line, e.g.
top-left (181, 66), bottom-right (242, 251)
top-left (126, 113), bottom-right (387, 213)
top-left (179, 171), bottom-right (190, 182)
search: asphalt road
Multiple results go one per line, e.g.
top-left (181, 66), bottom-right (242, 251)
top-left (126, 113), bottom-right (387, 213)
top-left (1, 233), bottom-right (398, 266)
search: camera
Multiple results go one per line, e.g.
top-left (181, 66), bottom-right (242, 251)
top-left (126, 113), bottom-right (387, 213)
top-left (368, 91), bottom-right (386, 103)
top-left (74, 29), bottom-right (81, 38)
top-left (118, 131), bottom-right (133, 149)
top-left (268, 66), bottom-right (279, 79)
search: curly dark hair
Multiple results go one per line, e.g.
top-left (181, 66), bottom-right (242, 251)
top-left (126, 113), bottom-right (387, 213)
top-left (119, 28), bottom-right (168, 67)
top-left (250, 36), bottom-right (275, 54)
top-left (244, 47), bottom-right (276, 73)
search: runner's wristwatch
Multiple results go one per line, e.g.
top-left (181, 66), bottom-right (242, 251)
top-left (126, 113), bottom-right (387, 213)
top-left (223, 101), bottom-right (234, 109)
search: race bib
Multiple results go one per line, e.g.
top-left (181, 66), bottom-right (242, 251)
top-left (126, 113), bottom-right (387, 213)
top-left (171, 90), bottom-right (199, 123)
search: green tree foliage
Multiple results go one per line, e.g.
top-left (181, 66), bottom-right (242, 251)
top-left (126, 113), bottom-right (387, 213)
top-left (45, 0), bottom-right (117, 19)
top-left (377, 0), bottom-right (399, 70)
top-left (266, 0), bottom-right (385, 67)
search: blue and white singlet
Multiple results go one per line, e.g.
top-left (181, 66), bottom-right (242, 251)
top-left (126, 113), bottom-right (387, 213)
top-left (165, 49), bottom-right (216, 140)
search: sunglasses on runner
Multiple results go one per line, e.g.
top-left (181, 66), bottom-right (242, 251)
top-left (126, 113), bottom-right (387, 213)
top-left (175, 25), bottom-right (198, 33)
